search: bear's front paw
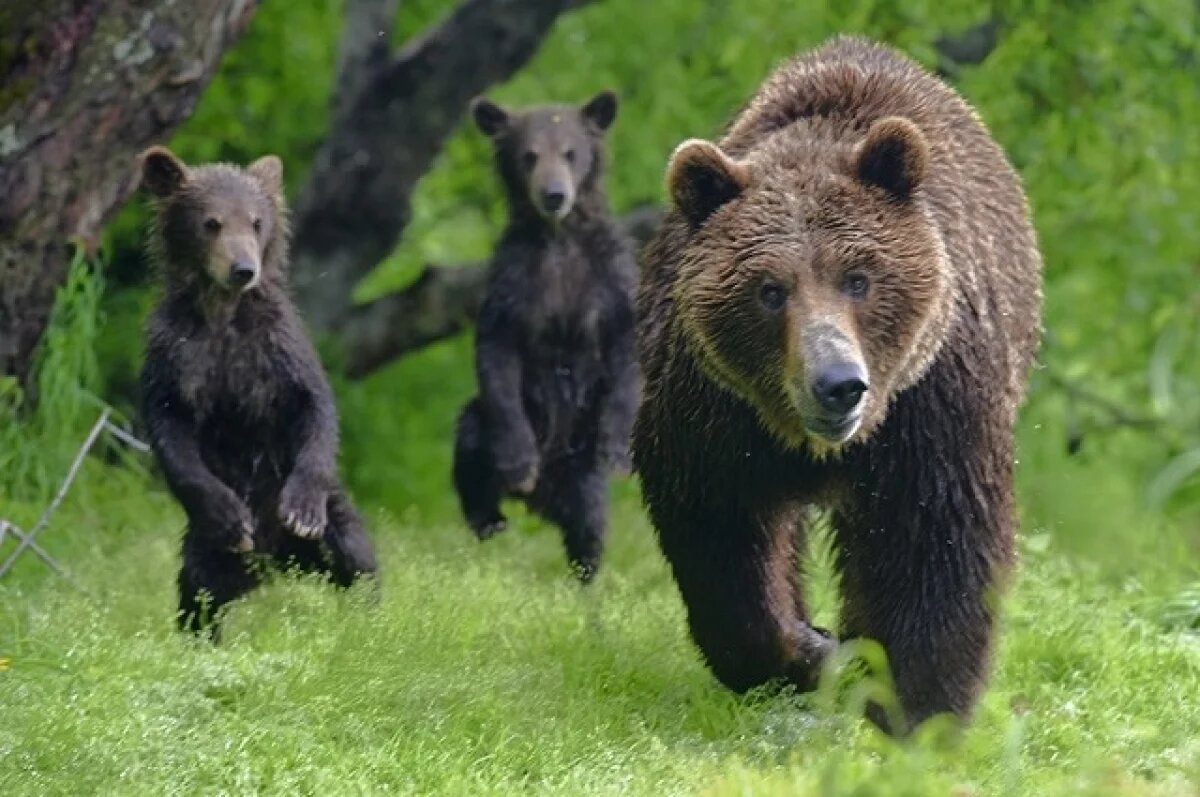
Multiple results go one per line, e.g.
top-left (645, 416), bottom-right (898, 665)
top-left (472, 515), bottom-right (508, 541)
top-left (497, 452), bottom-right (540, 496)
top-left (278, 477), bottom-right (329, 540)
top-left (201, 491), bottom-right (255, 553)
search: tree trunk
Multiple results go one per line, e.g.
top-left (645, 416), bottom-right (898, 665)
top-left (0, 0), bottom-right (258, 382)
top-left (291, 0), bottom-right (588, 333)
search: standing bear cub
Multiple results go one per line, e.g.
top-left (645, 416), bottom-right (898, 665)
top-left (139, 147), bottom-right (377, 634)
top-left (635, 37), bottom-right (1042, 732)
top-left (453, 91), bottom-right (639, 582)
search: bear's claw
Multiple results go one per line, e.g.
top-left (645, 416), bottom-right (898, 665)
top-left (283, 511), bottom-right (324, 539)
top-left (231, 530), bottom-right (255, 553)
top-left (473, 517), bottom-right (508, 541)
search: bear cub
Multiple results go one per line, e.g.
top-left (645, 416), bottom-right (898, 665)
top-left (138, 147), bottom-right (377, 634)
top-left (453, 91), bottom-right (639, 582)
top-left (634, 37), bottom-right (1042, 732)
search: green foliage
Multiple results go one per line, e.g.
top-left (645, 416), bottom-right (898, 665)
top-left (0, 249), bottom-right (110, 502)
top-left (957, 0), bottom-right (1200, 513)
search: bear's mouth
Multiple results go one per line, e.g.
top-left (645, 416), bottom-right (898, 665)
top-left (804, 412), bottom-right (862, 444)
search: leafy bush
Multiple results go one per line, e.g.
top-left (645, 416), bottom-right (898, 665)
top-left (0, 248), bottom-right (110, 501)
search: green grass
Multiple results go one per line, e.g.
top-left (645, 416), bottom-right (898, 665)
top-left (2, 345), bottom-right (1199, 796)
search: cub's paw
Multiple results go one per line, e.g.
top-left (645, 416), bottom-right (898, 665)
top-left (470, 514), bottom-right (508, 541)
top-left (497, 453), bottom-right (540, 496)
top-left (570, 556), bottom-right (600, 584)
top-left (201, 491), bottom-right (254, 553)
top-left (278, 477), bottom-right (329, 540)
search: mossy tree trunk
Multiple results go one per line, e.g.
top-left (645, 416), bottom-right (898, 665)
top-left (0, 0), bottom-right (257, 383)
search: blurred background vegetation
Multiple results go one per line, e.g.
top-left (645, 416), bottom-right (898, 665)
top-left (6, 0), bottom-right (1199, 555)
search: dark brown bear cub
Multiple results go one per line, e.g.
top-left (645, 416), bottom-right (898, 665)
top-left (138, 147), bottom-right (377, 634)
top-left (453, 91), bottom-right (639, 582)
top-left (635, 36), bottom-right (1042, 733)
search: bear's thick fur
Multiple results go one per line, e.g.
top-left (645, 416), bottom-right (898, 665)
top-left (138, 147), bottom-right (377, 635)
top-left (634, 37), bottom-right (1042, 731)
top-left (453, 91), bottom-right (639, 582)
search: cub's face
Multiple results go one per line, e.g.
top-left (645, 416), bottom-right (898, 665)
top-left (667, 118), bottom-right (949, 453)
top-left (140, 147), bottom-right (284, 293)
top-left (472, 91), bottom-right (618, 222)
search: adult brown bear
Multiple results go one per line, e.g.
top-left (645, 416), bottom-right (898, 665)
top-left (634, 36), bottom-right (1042, 732)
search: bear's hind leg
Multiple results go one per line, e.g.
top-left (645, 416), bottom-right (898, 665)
top-left (321, 490), bottom-right (378, 588)
top-left (453, 398), bottom-right (508, 539)
top-left (535, 462), bottom-right (608, 582)
top-left (177, 531), bottom-right (260, 638)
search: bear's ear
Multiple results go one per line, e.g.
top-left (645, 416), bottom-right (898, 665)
top-left (471, 97), bottom-right (510, 137)
top-left (248, 154), bottom-right (284, 195)
top-left (666, 139), bottom-right (749, 228)
top-left (854, 116), bottom-right (929, 201)
top-left (581, 90), bottom-right (618, 132)
top-left (139, 146), bottom-right (189, 198)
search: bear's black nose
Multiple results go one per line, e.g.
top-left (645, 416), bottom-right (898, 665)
top-left (541, 189), bottom-right (566, 212)
top-left (811, 362), bottom-right (868, 415)
top-left (230, 262), bottom-right (257, 287)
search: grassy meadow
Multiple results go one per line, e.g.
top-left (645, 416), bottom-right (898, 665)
top-left (4, 0), bottom-right (1200, 794)
top-left (2, 335), bottom-right (1198, 796)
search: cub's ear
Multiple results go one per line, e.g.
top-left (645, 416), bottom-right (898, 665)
top-left (471, 97), bottom-right (510, 137)
top-left (666, 139), bottom-right (749, 228)
top-left (581, 89), bottom-right (618, 132)
top-left (139, 146), bottom-right (189, 198)
top-left (854, 116), bottom-right (929, 200)
top-left (248, 154), bottom-right (284, 195)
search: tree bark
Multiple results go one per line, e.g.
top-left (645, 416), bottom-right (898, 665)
top-left (291, 0), bottom-right (586, 332)
top-left (0, 0), bottom-right (258, 382)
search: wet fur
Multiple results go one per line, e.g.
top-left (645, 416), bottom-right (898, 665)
top-left (140, 152), bottom-right (377, 635)
top-left (453, 95), bottom-right (639, 582)
top-left (635, 37), bottom-right (1042, 731)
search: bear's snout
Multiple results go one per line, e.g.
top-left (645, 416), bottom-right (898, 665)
top-left (796, 324), bottom-right (869, 442)
top-left (541, 187), bottom-right (567, 213)
top-left (810, 361), bottom-right (868, 416)
top-left (229, 260), bottom-right (258, 289)
top-left (532, 174), bottom-right (574, 220)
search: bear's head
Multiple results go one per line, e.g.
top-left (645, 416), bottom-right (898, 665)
top-left (139, 147), bottom-right (286, 295)
top-left (666, 116), bottom-right (952, 453)
top-left (472, 90), bottom-right (618, 223)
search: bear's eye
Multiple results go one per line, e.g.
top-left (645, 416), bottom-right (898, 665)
top-left (522, 151), bottom-right (538, 170)
top-left (252, 217), bottom-right (263, 234)
top-left (564, 148), bottom-right (576, 164)
top-left (842, 272), bottom-right (869, 299)
top-left (203, 218), bottom-right (222, 234)
top-left (758, 281), bottom-right (788, 312)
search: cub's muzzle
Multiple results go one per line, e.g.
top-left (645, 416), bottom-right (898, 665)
top-left (229, 260), bottom-right (259, 289)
